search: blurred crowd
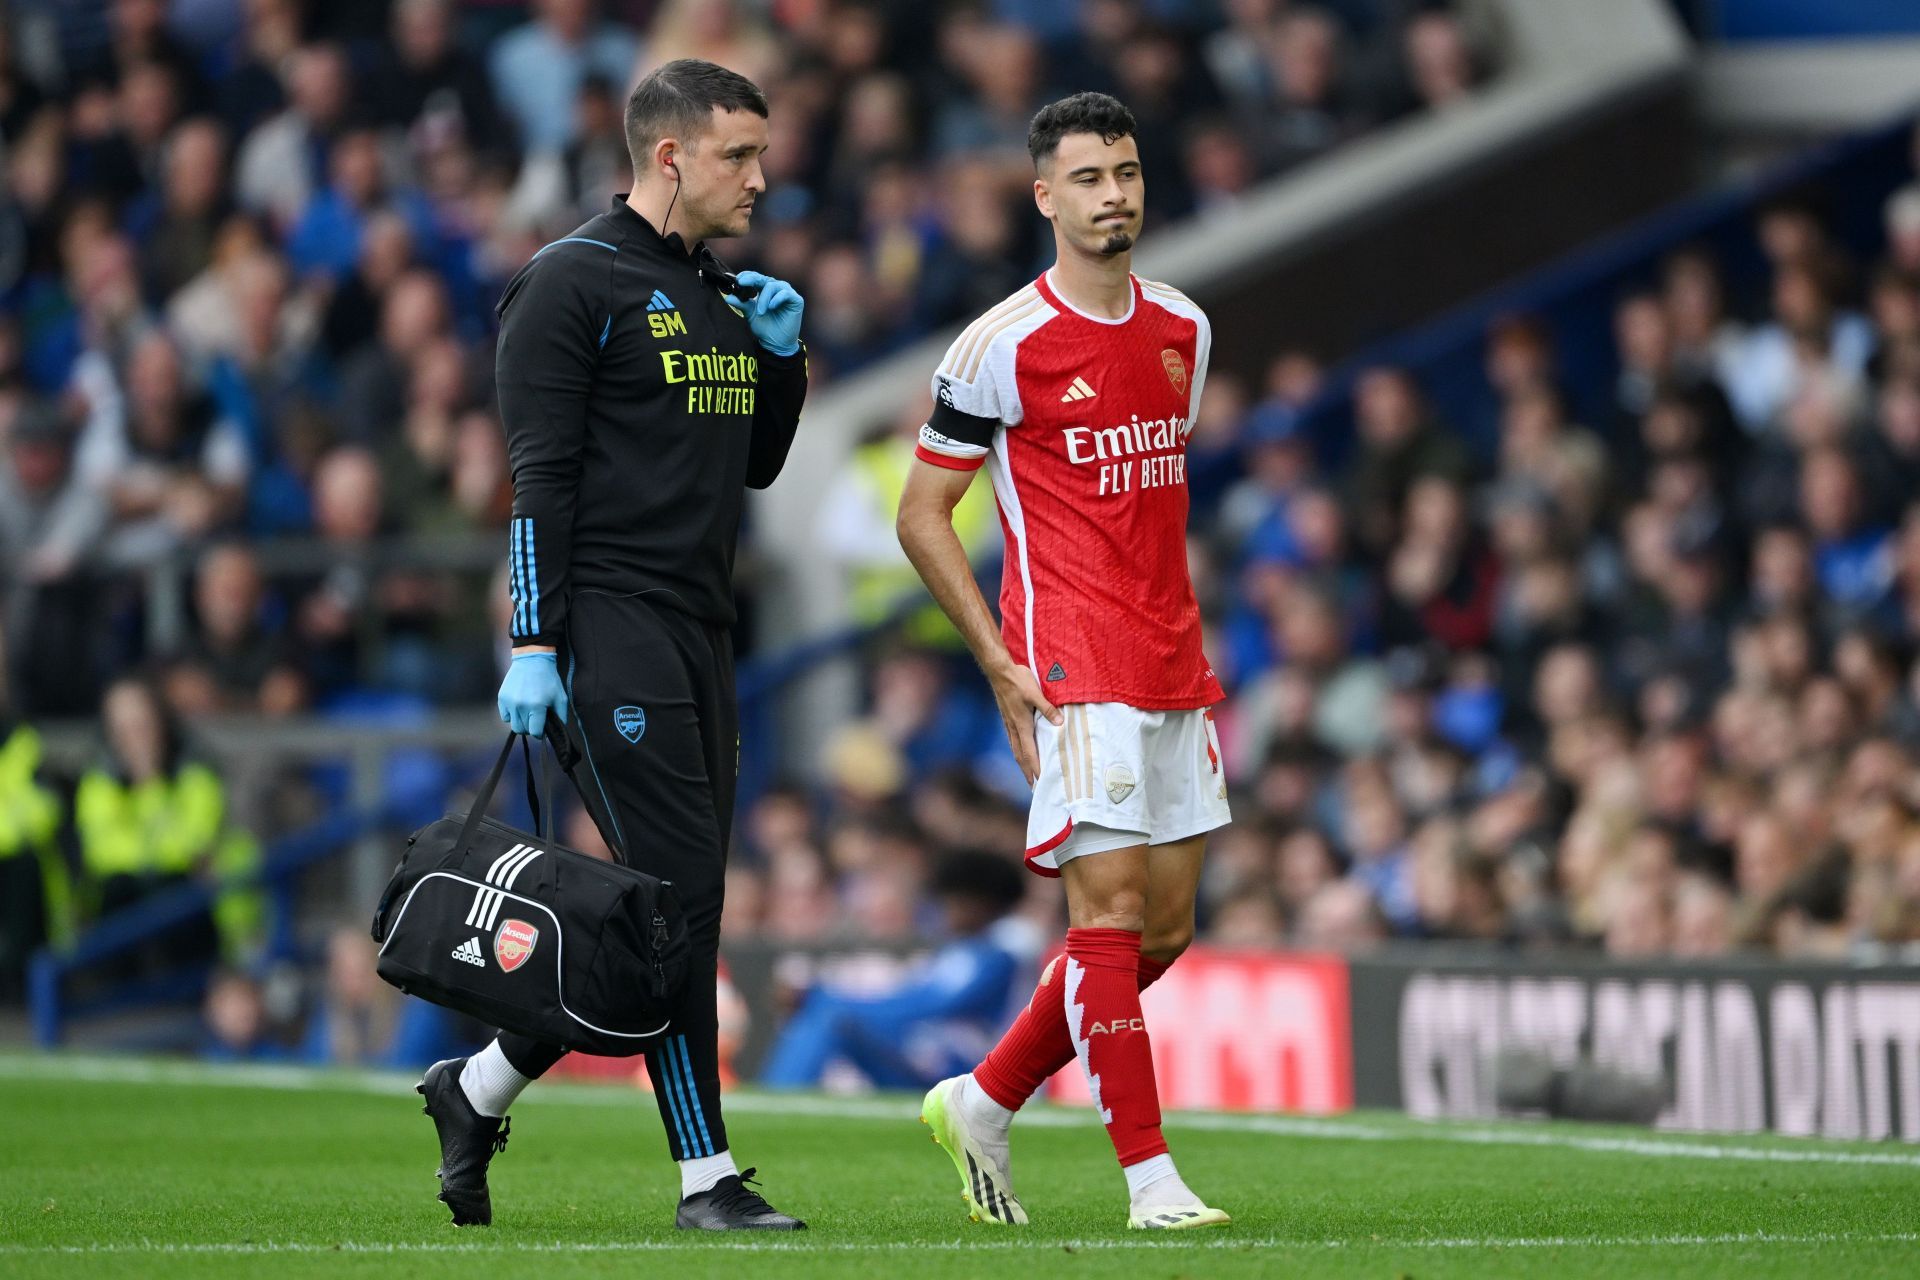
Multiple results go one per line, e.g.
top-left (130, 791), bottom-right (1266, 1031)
top-left (0, 0), bottom-right (1486, 723)
top-left (0, 0), bottom-right (1494, 1017)
top-left (6, 1), bottom-right (1920, 1093)
top-left (6, 0), bottom-right (1918, 984)
top-left (197, 923), bottom-right (486, 1065)
top-left (760, 132), bottom-right (1920, 965)
top-left (0, 667), bottom-right (262, 999)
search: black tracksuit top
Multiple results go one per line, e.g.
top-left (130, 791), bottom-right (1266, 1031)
top-left (496, 196), bottom-right (807, 644)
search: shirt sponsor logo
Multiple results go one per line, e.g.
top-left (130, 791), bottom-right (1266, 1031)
top-left (659, 347), bottom-right (759, 415)
top-left (1062, 415), bottom-right (1192, 464)
top-left (1062, 415), bottom-right (1193, 496)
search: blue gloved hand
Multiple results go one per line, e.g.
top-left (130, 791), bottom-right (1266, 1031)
top-left (497, 652), bottom-right (569, 738)
top-left (729, 270), bottom-right (804, 357)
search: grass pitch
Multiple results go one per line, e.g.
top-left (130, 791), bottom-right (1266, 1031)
top-left (2, 1054), bottom-right (1917, 1278)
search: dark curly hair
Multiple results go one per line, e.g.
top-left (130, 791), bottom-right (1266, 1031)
top-left (1027, 91), bottom-right (1138, 169)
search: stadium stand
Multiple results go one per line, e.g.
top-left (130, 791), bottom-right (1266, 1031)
top-left (0, 0), bottom-right (1501, 1054)
top-left (18, 1), bottom-right (1920, 1085)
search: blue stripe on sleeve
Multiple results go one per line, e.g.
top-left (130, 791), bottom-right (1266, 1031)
top-left (516, 519), bottom-right (531, 636)
top-left (526, 518), bottom-right (539, 634)
top-left (534, 236), bottom-right (619, 257)
top-left (508, 520), bottom-right (524, 636)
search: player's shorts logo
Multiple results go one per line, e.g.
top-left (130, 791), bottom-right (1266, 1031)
top-left (614, 705), bottom-right (646, 742)
top-left (1105, 763), bottom-right (1137, 805)
top-left (494, 919), bottom-right (538, 972)
top-left (1161, 348), bottom-right (1187, 395)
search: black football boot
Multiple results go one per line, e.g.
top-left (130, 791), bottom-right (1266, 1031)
top-left (674, 1168), bottom-right (807, 1231)
top-left (417, 1057), bottom-right (510, 1226)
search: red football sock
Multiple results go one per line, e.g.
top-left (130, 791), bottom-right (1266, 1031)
top-left (1063, 926), bottom-right (1168, 1167)
top-left (974, 951), bottom-right (1173, 1112)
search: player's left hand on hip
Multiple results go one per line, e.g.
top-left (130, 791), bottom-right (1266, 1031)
top-left (730, 270), bottom-right (803, 357)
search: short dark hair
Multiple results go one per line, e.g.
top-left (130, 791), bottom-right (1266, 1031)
top-left (624, 58), bottom-right (768, 171)
top-left (1027, 91), bottom-right (1136, 169)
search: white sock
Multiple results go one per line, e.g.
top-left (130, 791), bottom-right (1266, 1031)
top-left (459, 1041), bottom-right (533, 1118)
top-left (953, 1074), bottom-right (1015, 1186)
top-left (1123, 1153), bottom-right (1196, 1208)
top-left (680, 1149), bottom-right (738, 1197)
top-left (957, 1073), bottom-right (1014, 1134)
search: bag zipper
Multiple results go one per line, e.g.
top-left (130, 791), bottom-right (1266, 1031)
top-left (650, 910), bottom-right (670, 997)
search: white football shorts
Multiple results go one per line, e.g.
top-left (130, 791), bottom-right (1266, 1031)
top-left (1024, 702), bottom-right (1231, 876)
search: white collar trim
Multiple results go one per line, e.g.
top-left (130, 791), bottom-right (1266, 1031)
top-left (1045, 268), bottom-right (1136, 325)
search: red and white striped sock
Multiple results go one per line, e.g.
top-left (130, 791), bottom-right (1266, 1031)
top-left (1063, 926), bottom-right (1169, 1168)
top-left (971, 951), bottom-right (1173, 1115)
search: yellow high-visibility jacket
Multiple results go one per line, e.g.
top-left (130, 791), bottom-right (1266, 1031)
top-left (848, 439), bottom-right (997, 647)
top-left (76, 760), bottom-right (263, 960)
top-left (76, 762), bottom-right (227, 879)
top-left (0, 724), bottom-right (72, 947)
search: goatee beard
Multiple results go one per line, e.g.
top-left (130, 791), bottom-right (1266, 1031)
top-left (1099, 230), bottom-right (1134, 255)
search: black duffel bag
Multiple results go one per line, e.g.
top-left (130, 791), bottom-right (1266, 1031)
top-left (370, 732), bottom-right (689, 1056)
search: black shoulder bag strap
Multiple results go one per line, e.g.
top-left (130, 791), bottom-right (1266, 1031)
top-left (455, 732), bottom-right (559, 857)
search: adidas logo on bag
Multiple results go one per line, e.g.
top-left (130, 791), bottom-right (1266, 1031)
top-left (452, 936), bottom-right (486, 967)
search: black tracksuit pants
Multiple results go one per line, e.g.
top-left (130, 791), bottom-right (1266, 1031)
top-left (497, 589), bottom-right (736, 1162)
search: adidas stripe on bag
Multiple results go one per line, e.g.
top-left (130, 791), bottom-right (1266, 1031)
top-left (371, 733), bottom-right (691, 1056)
top-left (465, 843), bottom-right (545, 930)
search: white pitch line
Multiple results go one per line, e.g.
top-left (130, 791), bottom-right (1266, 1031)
top-left (2, 1232), bottom-right (1917, 1257)
top-left (7, 1054), bottom-right (1920, 1169)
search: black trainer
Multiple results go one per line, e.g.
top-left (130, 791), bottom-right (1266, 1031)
top-left (674, 1169), bottom-right (807, 1231)
top-left (416, 1057), bottom-right (510, 1226)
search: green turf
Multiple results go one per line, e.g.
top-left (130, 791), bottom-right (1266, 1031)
top-left (2, 1055), bottom-right (1917, 1279)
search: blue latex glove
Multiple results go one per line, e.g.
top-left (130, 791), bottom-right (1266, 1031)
top-left (497, 652), bottom-right (569, 738)
top-left (729, 270), bottom-right (804, 357)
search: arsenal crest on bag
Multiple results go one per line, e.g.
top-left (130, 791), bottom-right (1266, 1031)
top-left (493, 919), bottom-right (539, 972)
top-left (370, 732), bottom-right (689, 1056)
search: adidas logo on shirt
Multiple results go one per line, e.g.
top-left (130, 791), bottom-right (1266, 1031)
top-left (452, 936), bottom-right (486, 967)
top-left (1059, 376), bottom-right (1096, 403)
top-left (647, 290), bottom-right (686, 338)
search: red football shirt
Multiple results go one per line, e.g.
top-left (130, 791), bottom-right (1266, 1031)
top-left (916, 270), bottom-right (1223, 710)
